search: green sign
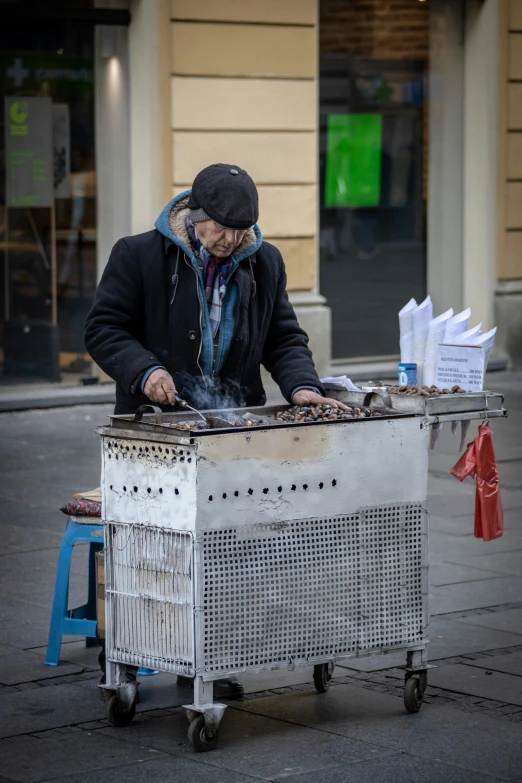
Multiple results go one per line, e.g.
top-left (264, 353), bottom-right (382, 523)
top-left (1, 55), bottom-right (93, 94)
top-left (4, 96), bottom-right (53, 207)
top-left (324, 114), bottom-right (382, 208)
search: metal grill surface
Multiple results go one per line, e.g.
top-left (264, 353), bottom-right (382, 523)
top-left (105, 523), bottom-right (194, 674)
top-left (202, 504), bottom-right (426, 674)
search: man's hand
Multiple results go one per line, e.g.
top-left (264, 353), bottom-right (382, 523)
top-left (144, 368), bottom-right (177, 406)
top-left (292, 389), bottom-right (349, 411)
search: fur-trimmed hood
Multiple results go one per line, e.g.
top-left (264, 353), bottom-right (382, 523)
top-left (154, 189), bottom-right (263, 261)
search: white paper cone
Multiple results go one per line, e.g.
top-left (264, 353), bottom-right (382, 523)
top-left (471, 326), bottom-right (497, 368)
top-left (444, 308), bottom-right (471, 343)
top-left (398, 297), bottom-right (417, 363)
top-left (454, 323), bottom-right (482, 345)
top-left (412, 296), bottom-right (433, 386)
top-left (422, 308), bottom-right (453, 388)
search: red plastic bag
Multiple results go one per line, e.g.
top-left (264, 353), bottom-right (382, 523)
top-left (450, 422), bottom-right (504, 541)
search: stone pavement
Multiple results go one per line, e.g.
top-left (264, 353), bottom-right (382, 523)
top-left (0, 372), bottom-right (521, 782)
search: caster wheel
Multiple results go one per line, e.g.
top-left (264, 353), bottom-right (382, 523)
top-left (188, 715), bottom-right (218, 752)
top-left (404, 677), bottom-right (423, 714)
top-left (314, 662), bottom-right (335, 693)
top-left (106, 694), bottom-right (136, 727)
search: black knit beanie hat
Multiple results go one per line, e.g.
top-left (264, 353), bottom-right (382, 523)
top-left (188, 163), bottom-right (259, 230)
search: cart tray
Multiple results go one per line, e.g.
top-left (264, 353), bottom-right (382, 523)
top-left (323, 386), bottom-right (504, 416)
top-left (105, 403), bottom-right (413, 437)
top-left (388, 390), bottom-right (503, 415)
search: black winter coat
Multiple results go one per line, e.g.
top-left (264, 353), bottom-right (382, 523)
top-left (84, 230), bottom-right (323, 414)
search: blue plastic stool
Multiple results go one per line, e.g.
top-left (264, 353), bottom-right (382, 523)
top-left (45, 517), bottom-right (158, 676)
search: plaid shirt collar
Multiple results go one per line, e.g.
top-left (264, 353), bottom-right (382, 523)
top-left (185, 215), bottom-right (235, 339)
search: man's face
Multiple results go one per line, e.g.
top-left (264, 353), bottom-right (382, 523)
top-left (195, 220), bottom-right (246, 259)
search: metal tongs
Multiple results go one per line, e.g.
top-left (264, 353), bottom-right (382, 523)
top-left (175, 396), bottom-right (234, 428)
top-left (175, 395), bottom-right (208, 425)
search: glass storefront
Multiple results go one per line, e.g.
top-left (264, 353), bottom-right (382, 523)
top-left (319, 0), bottom-right (429, 361)
top-left (0, 3), bottom-right (96, 381)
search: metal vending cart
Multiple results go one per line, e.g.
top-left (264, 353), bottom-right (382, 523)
top-left (96, 392), bottom-right (506, 750)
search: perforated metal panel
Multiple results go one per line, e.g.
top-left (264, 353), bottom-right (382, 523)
top-left (105, 523), bottom-right (194, 674)
top-left (202, 516), bottom-right (360, 672)
top-left (104, 503), bottom-right (427, 677)
top-left (359, 503), bottom-right (426, 651)
top-left (202, 503), bottom-right (426, 674)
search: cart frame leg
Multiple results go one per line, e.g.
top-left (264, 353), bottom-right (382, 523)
top-left (406, 648), bottom-right (427, 670)
top-left (404, 647), bottom-right (431, 706)
top-left (405, 648), bottom-right (429, 687)
top-left (99, 659), bottom-right (139, 712)
top-left (183, 677), bottom-right (227, 736)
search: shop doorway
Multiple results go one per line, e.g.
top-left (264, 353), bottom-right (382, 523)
top-left (0, 2), bottom-right (129, 383)
top-left (319, 1), bottom-right (429, 361)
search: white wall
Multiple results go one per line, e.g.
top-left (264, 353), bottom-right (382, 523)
top-left (128, 0), bottom-right (169, 235)
top-left (95, 23), bottom-right (130, 281)
top-left (463, 0), bottom-right (499, 331)
top-left (427, 0), bottom-right (465, 316)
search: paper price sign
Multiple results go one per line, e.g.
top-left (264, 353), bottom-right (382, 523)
top-left (435, 344), bottom-right (485, 392)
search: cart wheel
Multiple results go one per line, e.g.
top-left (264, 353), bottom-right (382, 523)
top-left (188, 714), bottom-right (218, 752)
top-left (313, 662), bottom-right (335, 693)
top-left (106, 694), bottom-right (136, 727)
top-left (404, 677), bottom-right (423, 714)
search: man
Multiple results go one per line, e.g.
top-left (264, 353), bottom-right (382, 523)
top-left (85, 163), bottom-right (343, 415)
top-left (85, 164), bottom-right (344, 699)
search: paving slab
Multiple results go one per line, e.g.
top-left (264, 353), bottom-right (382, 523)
top-left (234, 682), bottom-right (522, 780)
top-left (33, 755), bottom-right (259, 783)
top-left (0, 644), bottom-right (83, 685)
top-left (430, 530), bottom-right (522, 559)
top-left (275, 753), bottom-right (503, 783)
top-left (98, 705), bottom-right (394, 779)
top-left (29, 640), bottom-right (100, 670)
top-left (427, 483), bottom-right (522, 518)
top-left (497, 461), bottom-right (522, 490)
top-left (337, 616), bottom-right (522, 672)
top-left (431, 576), bottom-right (522, 615)
top-left (427, 616), bottom-right (522, 660)
top-left (465, 652), bottom-right (522, 677)
top-left (1, 523), bottom-right (64, 555)
top-left (0, 682), bottom-right (104, 739)
top-left (429, 508), bottom-right (522, 536)
top-left (455, 606), bottom-right (522, 635)
top-left (0, 547), bottom-right (89, 611)
top-left (428, 663), bottom-right (522, 705)
top-left (449, 550), bottom-right (522, 579)
top-left (0, 497), bottom-right (69, 526)
top-left (429, 562), bottom-right (504, 586)
top-left (0, 597), bottom-right (68, 650)
top-left (0, 730), bottom-right (164, 783)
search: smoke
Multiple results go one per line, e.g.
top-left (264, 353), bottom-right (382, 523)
top-left (174, 371), bottom-right (247, 411)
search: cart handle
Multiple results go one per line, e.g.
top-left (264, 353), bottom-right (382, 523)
top-left (133, 404), bottom-right (163, 425)
top-left (362, 391), bottom-right (391, 409)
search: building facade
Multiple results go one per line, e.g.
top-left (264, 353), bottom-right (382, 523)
top-left (0, 0), bottom-right (521, 385)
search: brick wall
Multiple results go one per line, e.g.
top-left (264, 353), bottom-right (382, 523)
top-left (320, 0), bottom-right (429, 59)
